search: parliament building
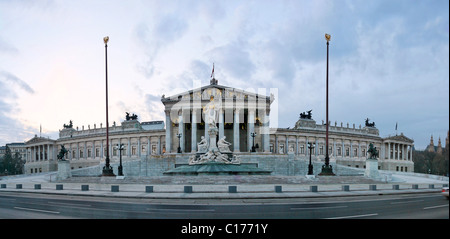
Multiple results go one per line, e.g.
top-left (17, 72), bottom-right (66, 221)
top-left (24, 77), bottom-right (414, 175)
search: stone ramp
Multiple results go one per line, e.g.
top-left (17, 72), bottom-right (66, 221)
top-left (60, 175), bottom-right (383, 185)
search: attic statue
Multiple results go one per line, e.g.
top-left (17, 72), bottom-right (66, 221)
top-left (300, 110), bottom-right (312, 119)
top-left (63, 120), bottom-right (73, 129)
top-left (125, 112), bottom-right (138, 121)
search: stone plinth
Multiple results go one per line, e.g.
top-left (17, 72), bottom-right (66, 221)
top-left (364, 159), bottom-right (380, 179)
top-left (56, 160), bottom-right (71, 181)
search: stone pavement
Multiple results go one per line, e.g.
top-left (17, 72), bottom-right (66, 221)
top-left (0, 173), bottom-right (448, 199)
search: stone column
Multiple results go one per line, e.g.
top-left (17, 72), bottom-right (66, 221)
top-left (275, 135), bottom-right (278, 153)
top-left (127, 138), bottom-right (131, 157)
top-left (285, 135), bottom-right (289, 154)
top-left (138, 137), bottom-right (141, 157)
top-left (178, 112), bottom-right (184, 153)
top-left (247, 109), bottom-right (255, 152)
top-left (350, 141), bottom-right (353, 158)
top-left (305, 136), bottom-right (309, 157)
top-left (191, 109), bottom-right (197, 152)
top-left (101, 140), bottom-right (104, 158)
top-left (165, 110), bottom-right (172, 153)
top-left (147, 137), bottom-right (151, 156)
top-left (262, 109), bottom-right (270, 153)
top-left (219, 109), bottom-right (224, 140)
top-left (233, 108), bottom-right (240, 152)
top-left (388, 142), bottom-right (391, 160)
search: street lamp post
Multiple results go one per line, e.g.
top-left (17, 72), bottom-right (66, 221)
top-left (102, 36), bottom-right (115, 176)
top-left (319, 33), bottom-right (335, 176)
top-left (116, 144), bottom-right (124, 176)
top-left (251, 132), bottom-right (257, 152)
top-left (308, 142), bottom-right (315, 175)
top-left (177, 133), bottom-right (182, 153)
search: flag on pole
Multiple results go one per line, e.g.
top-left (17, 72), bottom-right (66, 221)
top-left (210, 63), bottom-right (215, 78)
top-left (40, 124), bottom-right (42, 137)
top-left (395, 122), bottom-right (397, 131)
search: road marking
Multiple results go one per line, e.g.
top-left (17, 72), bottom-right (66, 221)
top-left (423, 204), bottom-right (449, 210)
top-left (14, 207), bottom-right (60, 214)
top-left (147, 208), bottom-right (215, 212)
top-left (324, 213), bottom-right (378, 219)
top-left (290, 205), bottom-right (348, 210)
top-left (390, 200), bottom-right (424, 205)
top-left (48, 201), bottom-right (92, 207)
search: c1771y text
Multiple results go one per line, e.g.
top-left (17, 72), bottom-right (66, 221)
top-left (181, 223), bottom-right (268, 237)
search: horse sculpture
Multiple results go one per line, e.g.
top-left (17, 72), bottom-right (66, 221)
top-left (367, 143), bottom-right (379, 159)
top-left (125, 112), bottom-right (138, 121)
top-left (63, 120), bottom-right (73, 129)
top-left (365, 118), bottom-right (375, 127)
top-left (57, 145), bottom-right (69, 161)
top-left (300, 110), bottom-right (312, 119)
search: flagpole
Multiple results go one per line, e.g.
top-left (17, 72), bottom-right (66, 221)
top-left (319, 33), bottom-right (335, 176)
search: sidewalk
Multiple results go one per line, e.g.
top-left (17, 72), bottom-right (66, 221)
top-left (1, 174), bottom-right (448, 199)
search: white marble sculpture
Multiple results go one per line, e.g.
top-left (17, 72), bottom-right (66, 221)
top-left (197, 136), bottom-right (208, 153)
top-left (217, 136), bottom-right (232, 153)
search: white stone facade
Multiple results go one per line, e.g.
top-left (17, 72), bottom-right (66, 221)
top-left (24, 81), bottom-right (414, 174)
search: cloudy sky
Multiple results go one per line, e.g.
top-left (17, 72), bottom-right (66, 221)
top-left (0, 0), bottom-right (448, 150)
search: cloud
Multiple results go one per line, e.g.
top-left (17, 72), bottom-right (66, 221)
top-left (0, 37), bottom-right (19, 54)
top-left (206, 42), bottom-right (255, 81)
top-left (0, 71), bottom-right (35, 94)
top-left (134, 13), bottom-right (189, 79)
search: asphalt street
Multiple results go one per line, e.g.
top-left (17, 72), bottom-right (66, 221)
top-left (0, 191), bottom-right (447, 219)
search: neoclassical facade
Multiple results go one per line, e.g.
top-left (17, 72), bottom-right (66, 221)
top-left (24, 78), bottom-right (414, 174)
top-left (161, 78), bottom-right (273, 154)
top-left (24, 136), bottom-right (58, 174)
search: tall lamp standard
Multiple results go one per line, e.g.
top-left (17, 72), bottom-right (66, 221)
top-left (177, 133), bottom-right (182, 153)
top-left (307, 142), bottom-right (315, 175)
top-left (319, 33), bottom-right (335, 176)
top-left (251, 132), bottom-right (257, 152)
top-left (102, 36), bottom-right (115, 176)
top-left (116, 144), bottom-right (124, 176)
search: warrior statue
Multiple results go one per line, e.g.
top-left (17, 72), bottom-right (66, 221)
top-left (367, 143), bottom-right (379, 159)
top-left (57, 145), bottom-right (69, 161)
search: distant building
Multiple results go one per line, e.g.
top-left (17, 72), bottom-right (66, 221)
top-left (6, 143), bottom-right (27, 160)
top-left (426, 131), bottom-right (448, 154)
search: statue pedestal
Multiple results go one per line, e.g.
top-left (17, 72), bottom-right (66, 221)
top-left (56, 160), bottom-right (71, 181)
top-left (208, 125), bottom-right (219, 151)
top-left (365, 159), bottom-right (380, 179)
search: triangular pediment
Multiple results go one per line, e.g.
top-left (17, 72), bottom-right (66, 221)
top-left (384, 134), bottom-right (414, 143)
top-left (25, 136), bottom-right (56, 145)
top-left (161, 83), bottom-right (272, 104)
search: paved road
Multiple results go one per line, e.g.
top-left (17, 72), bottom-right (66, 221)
top-left (0, 191), bottom-right (447, 219)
